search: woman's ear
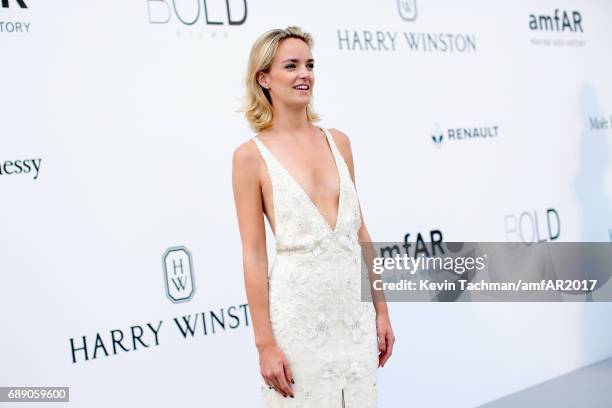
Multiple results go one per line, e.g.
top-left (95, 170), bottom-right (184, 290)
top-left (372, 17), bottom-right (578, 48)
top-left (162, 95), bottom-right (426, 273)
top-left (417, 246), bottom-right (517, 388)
top-left (257, 72), bottom-right (269, 89)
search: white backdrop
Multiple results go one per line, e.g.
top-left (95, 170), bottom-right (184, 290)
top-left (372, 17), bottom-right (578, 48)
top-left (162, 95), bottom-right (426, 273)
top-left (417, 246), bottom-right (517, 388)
top-left (1, 0), bottom-right (612, 407)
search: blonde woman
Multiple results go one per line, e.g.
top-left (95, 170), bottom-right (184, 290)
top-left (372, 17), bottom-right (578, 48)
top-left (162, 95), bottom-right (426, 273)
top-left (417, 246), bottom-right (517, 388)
top-left (232, 26), bottom-right (395, 407)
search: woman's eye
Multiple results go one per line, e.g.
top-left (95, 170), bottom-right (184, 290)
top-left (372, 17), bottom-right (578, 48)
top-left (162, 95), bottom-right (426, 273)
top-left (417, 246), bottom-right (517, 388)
top-left (284, 63), bottom-right (314, 69)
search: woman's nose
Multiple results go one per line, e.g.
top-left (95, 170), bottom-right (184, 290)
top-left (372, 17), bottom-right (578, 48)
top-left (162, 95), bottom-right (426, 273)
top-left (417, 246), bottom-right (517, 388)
top-left (298, 65), bottom-right (312, 78)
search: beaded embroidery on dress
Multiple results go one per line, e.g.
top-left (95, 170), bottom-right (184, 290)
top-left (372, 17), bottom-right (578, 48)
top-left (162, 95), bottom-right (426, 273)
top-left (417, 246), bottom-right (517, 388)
top-left (252, 127), bottom-right (378, 408)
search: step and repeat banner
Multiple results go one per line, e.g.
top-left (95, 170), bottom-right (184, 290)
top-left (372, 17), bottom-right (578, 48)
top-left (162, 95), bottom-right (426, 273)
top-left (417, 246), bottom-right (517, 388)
top-left (2, 0), bottom-right (612, 407)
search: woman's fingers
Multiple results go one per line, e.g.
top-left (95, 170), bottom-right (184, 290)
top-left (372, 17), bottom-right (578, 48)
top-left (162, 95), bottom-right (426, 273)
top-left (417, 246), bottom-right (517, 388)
top-left (263, 373), bottom-right (275, 389)
top-left (269, 375), bottom-right (284, 397)
top-left (262, 374), bottom-right (274, 390)
top-left (380, 331), bottom-right (395, 367)
top-left (378, 333), bottom-right (386, 353)
top-left (259, 347), bottom-right (295, 398)
top-left (378, 332), bottom-right (387, 367)
top-left (283, 360), bottom-right (295, 385)
top-left (263, 371), bottom-right (282, 396)
top-left (275, 367), bottom-right (294, 398)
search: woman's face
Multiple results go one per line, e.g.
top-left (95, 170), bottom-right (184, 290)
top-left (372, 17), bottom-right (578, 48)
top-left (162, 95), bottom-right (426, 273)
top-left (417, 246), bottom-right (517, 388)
top-left (259, 38), bottom-right (315, 108)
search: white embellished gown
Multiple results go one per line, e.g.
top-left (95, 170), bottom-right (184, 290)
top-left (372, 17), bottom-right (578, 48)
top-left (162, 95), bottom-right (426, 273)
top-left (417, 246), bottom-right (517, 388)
top-left (252, 128), bottom-right (378, 407)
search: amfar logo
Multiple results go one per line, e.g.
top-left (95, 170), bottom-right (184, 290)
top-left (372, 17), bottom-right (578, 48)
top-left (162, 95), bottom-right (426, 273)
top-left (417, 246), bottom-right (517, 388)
top-left (377, 232), bottom-right (481, 302)
top-left (529, 10), bottom-right (583, 32)
top-left (381, 229), bottom-right (445, 258)
top-left (147, 0), bottom-right (247, 26)
top-left (162, 246), bottom-right (195, 303)
top-left (397, 0), bottom-right (417, 21)
top-left (431, 123), bottom-right (499, 147)
top-left (528, 9), bottom-right (584, 47)
top-left (1, 0), bottom-right (28, 8)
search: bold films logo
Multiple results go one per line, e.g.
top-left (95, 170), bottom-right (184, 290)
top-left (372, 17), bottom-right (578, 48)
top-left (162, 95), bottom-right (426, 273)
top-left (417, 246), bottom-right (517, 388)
top-left (337, 0), bottom-right (476, 53)
top-left (67, 246), bottom-right (250, 364)
top-left (529, 9), bottom-right (585, 47)
top-left (431, 123), bottom-right (499, 147)
top-left (1, 0), bottom-right (31, 34)
top-left (504, 208), bottom-right (561, 243)
top-left (146, 0), bottom-right (248, 39)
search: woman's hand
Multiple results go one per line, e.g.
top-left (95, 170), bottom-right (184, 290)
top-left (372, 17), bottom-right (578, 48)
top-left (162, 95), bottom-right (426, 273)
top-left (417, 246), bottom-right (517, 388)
top-left (376, 313), bottom-right (395, 368)
top-left (258, 342), bottom-right (295, 398)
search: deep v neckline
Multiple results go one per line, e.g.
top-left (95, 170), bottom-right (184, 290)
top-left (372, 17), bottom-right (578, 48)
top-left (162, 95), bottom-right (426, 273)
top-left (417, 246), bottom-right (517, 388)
top-left (255, 127), bottom-right (343, 234)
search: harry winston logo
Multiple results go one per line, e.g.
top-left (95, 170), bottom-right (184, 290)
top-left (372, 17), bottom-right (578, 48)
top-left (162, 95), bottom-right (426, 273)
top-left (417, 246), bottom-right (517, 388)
top-left (1, 0), bottom-right (28, 8)
top-left (162, 246), bottom-right (195, 303)
top-left (431, 123), bottom-right (444, 147)
top-left (398, 0), bottom-right (417, 21)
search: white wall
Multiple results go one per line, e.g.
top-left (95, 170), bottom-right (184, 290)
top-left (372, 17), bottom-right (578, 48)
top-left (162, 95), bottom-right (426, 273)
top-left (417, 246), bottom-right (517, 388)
top-left (1, 0), bottom-right (611, 406)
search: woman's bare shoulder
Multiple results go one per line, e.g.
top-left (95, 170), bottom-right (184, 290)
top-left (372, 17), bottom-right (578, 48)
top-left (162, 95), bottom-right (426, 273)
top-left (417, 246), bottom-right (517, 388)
top-left (327, 128), bottom-right (354, 162)
top-left (232, 137), bottom-right (261, 175)
top-left (327, 127), bottom-right (350, 146)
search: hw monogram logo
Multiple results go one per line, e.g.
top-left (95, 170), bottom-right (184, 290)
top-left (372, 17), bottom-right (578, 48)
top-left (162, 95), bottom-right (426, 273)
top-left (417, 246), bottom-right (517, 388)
top-left (1, 0), bottom-right (28, 8)
top-left (162, 246), bottom-right (195, 303)
top-left (397, 0), bottom-right (417, 21)
top-left (431, 123), bottom-right (444, 147)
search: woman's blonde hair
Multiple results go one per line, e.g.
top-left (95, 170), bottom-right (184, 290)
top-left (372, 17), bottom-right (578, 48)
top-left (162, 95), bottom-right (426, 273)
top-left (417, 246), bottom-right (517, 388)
top-left (242, 26), bottom-right (321, 133)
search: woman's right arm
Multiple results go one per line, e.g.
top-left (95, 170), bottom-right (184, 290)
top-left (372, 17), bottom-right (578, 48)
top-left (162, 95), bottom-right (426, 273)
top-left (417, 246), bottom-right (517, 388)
top-left (232, 141), bottom-right (275, 349)
top-left (231, 141), bottom-right (294, 398)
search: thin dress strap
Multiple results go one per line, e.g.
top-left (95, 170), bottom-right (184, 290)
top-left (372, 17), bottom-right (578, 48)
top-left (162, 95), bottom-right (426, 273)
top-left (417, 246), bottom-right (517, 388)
top-left (320, 128), bottom-right (350, 181)
top-left (251, 136), bottom-right (267, 158)
top-left (251, 136), bottom-right (280, 173)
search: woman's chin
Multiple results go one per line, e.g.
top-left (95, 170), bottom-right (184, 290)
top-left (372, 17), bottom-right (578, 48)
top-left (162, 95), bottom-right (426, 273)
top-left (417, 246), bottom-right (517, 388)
top-left (287, 97), bottom-right (312, 107)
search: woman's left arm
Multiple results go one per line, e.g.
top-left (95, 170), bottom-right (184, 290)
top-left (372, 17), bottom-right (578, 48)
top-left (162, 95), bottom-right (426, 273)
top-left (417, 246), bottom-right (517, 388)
top-left (329, 128), bottom-right (396, 368)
